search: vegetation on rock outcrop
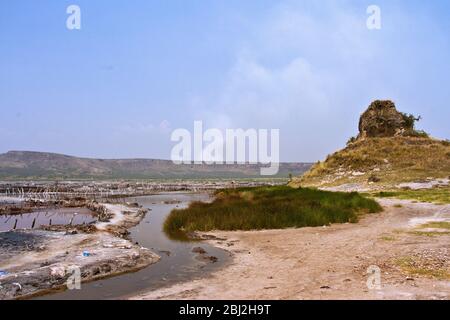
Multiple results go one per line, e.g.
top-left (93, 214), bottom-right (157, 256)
top-left (292, 100), bottom-right (450, 188)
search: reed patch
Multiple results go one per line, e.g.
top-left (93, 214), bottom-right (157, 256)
top-left (164, 186), bottom-right (382, 241)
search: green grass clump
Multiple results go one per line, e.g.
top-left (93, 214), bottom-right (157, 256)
top-left (407, 221), bottom-right (450, 237)
top-left (418, 221), bottom-right (450, 230)
top-left (380, 235), bottom-right (397, 241)
top-left (163, 186), bottom-right (382, 241)
top-left (373, 187), bottom-right (450, 204)
top-left (409, 231), bottom-right (450, 237)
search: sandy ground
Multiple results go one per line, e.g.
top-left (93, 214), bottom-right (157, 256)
top-left (133, 199), bottom-right (450, 300)
top-left (0, 203), bottom-right (159, 299)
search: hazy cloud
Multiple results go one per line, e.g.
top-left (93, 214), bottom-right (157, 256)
top-left (195, 2), bottom-right (384, 160)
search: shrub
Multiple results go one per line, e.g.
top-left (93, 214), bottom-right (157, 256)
top-left (442, 140), bottom-right (450, 147)
top-left (407, 130), bottom-right (429, 138)
top-left (401, 113), bottom-right (421, 131)
top-left (347, 136), bottom-right (357, 145)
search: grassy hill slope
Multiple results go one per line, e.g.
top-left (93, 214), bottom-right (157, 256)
top-left (291, 137), bottom-right (450, 188)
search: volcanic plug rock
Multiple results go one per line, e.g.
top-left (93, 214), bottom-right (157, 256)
top-left (291, 99), bottom-right (449, 188)
top-left (358, 100), bottom-right (417, 139)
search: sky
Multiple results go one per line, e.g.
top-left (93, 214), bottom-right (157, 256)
top-left (0, 0), bottom-right (449, 162)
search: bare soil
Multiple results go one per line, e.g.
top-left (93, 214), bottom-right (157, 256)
top-left (133, 199), bottom-right (450, 300)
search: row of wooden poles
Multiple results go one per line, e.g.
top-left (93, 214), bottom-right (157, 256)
top-left (9, 216), bottom-right (77, 231)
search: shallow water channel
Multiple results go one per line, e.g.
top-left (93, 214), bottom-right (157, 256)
top-left (38, 192), bottom-right (230, 300)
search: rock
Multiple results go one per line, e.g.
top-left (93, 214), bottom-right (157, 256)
top-left (192, 247), bottom-right (207, 254)
top-left (92, 267), bottom-right (101, 275)
top-left (101, 264), bottom-right (112, 273)
top-left (159, 250), bottom-right (171, 256)
top-left (50, 266), bottom-right (66, 277)
top-left (208, 256), bottom-right (218, 263)
top-left (131, 253), bottom-right (140, 260)
top-left (368, 175), bottom-right (381, 183)
top-left (127, 202), bottom-right (140, 208)
top-left (358, 100), bottom-right (418, 139)
top-left (162, 200), bottom-right (182, 205)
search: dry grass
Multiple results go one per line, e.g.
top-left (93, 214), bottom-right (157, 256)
top-left (396, 256), bottom-right (450, 280)
top-left (380, 235), bottom-right (397, 241)
top-left (409, 231), bottom-right (450, 237)
top-left (418, 222), bottom-right (450, 230)
top-left (291, 137), bottom-right (450, 188)
top-left (372, 186), bottom-right (450, 204)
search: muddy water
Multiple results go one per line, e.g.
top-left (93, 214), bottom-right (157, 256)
top-left (0, 208), bottom-right (96, 232)
top-left (38, 192), bottom-right (230, 300)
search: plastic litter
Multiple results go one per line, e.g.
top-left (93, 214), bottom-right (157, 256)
top-left (0, 271), bottom-right (9, 277)
top-left (82, 251), bottom-right (91, 257)
top-left (12, 282), bottom-right (22, 291)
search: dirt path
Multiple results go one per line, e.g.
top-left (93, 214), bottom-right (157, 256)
top-left (133, 199), bottom-right (450, 300)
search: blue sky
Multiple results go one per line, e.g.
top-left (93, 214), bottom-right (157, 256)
top-left (0, 0), bottom-right (449, 162)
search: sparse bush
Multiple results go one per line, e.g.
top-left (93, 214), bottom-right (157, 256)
top-left (407, 129), bottom-right (429, 138)
top-left (347, 136), bottom-right (357, 145)
top-left (401, 113), bottom-right (421, 131)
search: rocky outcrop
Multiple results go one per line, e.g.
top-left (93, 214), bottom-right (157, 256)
top-left (358, 100), bottom-right (418, 139)
top-left (292, 99), bottom-right (448, 189)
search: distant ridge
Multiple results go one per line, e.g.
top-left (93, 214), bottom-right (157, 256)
top-left (0, 151), bottom-right (312, 180)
